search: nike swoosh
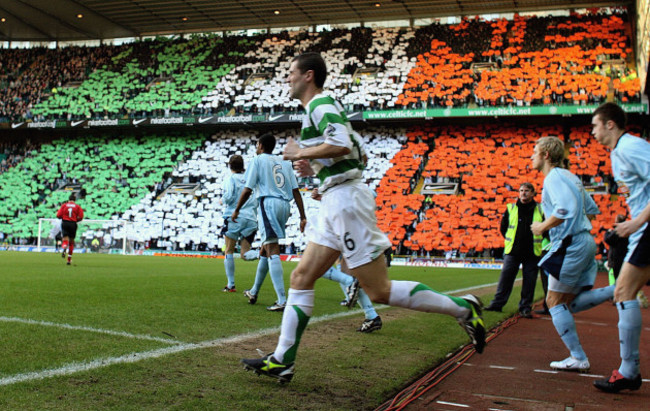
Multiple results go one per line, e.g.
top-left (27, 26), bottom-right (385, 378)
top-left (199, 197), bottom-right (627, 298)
top-left (198, 116), bottom-right (213, 123)
top-left (269, 115), bottom-right (283, 121)
top-left (71, 120), bottom-right (85, 127)
top-left (133, 119), bottom-right (147, 125)
top-left (11, 122), bottom-right (24, 129)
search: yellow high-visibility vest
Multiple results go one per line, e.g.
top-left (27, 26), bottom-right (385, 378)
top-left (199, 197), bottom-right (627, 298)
top-left (504, 202), bottom-right (543, 256)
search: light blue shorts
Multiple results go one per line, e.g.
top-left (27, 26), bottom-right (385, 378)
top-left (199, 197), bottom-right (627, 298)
top-left (258, 197), bottom-right (290, 244)
top-left (540, 231), bottom-right (597, 293)
top-left (224, 217), bottom-right (257, 242)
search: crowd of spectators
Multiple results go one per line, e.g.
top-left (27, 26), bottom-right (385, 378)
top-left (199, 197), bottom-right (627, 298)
top-left (370, 122), bottom-right (634, 258)
top-left (0, 140), bottom-right (38, 173)
top-left (0, 120), bottom-right (640, 257)
top-left (0, 9), bottom-right (641, 122)
top-left (397, 12), bottom-right (640, 109)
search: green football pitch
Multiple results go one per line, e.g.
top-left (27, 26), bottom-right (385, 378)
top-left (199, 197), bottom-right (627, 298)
top-left (0, 251), bottom-right (529, 410)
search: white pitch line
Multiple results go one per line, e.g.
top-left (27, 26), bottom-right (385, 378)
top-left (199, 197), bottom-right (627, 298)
top-left (0, 309), bottom-right (369, 387)
top-left (0, 316), bottom-right (183, 345)
top-left (0, 281), bottom-right (499, 387)
top-left (445, 281), bottom-right (503, 295)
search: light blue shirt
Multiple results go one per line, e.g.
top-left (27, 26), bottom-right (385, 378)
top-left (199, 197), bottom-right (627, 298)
top-left (245, 153), bottom-right (298, 202)
top-left (612, 133), bottom-right (650, 221)
top-left (222, 171), bottom-right (257, 221)
top-left (541, 167), bottom-right (599, 246)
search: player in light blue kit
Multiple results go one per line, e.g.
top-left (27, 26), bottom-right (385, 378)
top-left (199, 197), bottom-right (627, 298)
top-left (221, 155), bottom-right (258, 292)
top-left (232, 133), bottom-right (307, 311)
top-left (530, 136), bottom-right (615, 374)
top-left (591, 102), bottom-right (650, 393)
top-left (323, 259), bottom-right (383, 332)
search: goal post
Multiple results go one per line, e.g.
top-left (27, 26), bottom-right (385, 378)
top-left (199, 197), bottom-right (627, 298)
top-left (37, 218), bottom-right (134, 255)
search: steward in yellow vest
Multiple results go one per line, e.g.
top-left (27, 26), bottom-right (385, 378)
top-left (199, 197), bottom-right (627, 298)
top-left (486, 182), bottom-right (544, 317)
top-left (504, 202), bottom-right (544, 256)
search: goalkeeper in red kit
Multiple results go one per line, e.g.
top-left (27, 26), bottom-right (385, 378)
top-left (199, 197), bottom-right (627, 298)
top-left (56, 193), bottom-right (84, 265)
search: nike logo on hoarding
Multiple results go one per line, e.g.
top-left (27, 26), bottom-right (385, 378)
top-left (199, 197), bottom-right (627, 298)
top-left (133, 119), bottom-right (147, 125)
top-left (71, 120), bottom-right (85, 127)
top-left (11, 122), bottom-right (24, 129)
top-left (269, 115), bottom-right (283, 121)
top-left (198, 116), bottom-right (214, 123)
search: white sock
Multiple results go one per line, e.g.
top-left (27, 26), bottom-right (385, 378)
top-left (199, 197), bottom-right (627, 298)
top-left (273, 289), bottom-right (314, 364)
top-left (388, 280), bottom-right (469, 318)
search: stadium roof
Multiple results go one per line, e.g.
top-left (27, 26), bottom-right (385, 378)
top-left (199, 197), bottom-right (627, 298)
top-left (0, 0), bottom-right (632, 42)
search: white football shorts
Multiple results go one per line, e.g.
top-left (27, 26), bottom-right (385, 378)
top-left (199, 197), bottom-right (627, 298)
top-left (307, 180), bottom-right (391, 269)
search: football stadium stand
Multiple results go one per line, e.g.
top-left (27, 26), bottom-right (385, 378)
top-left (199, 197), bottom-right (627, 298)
top-left (0, 9), bottom-right (641, 123)
top-left (0, 8), bottom-right (643, 259)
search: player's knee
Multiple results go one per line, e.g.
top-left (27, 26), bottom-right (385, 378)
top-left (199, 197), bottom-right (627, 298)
top-left (545, 293), bottom-right (562, 308)
top-left (614, 283), bottom-right (636, 302)
top-left (369, 290), bottom-right (389, 305)
top-left (359, 283), bottom-right (390, 304)
top-left (289, 266), bottom-right (316, 289)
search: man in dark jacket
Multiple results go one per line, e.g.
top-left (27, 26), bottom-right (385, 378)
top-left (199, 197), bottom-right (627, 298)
top-left (486, 182), bottom-right (544, 317)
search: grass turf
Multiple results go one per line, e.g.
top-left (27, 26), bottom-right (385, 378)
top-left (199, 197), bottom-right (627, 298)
top-left (0, 251), bottom-right (539, 409)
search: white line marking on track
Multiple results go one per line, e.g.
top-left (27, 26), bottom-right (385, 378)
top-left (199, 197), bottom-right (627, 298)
top-left (0, 316), bottom-right (183, 345)
top-left (489, 365), bottom-right (515, 370)
top-left (436, 400), bottom-right (471, 408)
top-left (579, 373), bottom-right (605, 378)
top-left (537, 317), bottom-right (612, 327)
top-left (533, 369), bottom-right (558, 374)
top-left (0, 281), bottom-right (498, 387)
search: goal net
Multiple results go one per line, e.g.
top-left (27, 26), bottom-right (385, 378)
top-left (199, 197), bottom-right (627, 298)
top-left (37, 218), bottom-right (134, 255)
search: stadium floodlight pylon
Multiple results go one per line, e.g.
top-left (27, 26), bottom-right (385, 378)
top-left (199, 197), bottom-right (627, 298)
top-left (37, 218), bottom-right (134, 255)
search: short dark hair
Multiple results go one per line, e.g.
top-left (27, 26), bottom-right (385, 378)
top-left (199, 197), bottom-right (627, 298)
top-left (69, 193), bottom-right (76, 201)
top-left (593, 102), bottom-right (626, 130)
top-left (258, 133), bottom-right (276, 154)
top-left (292, 52), bottom-right (327, 88)
top-left (228, 155), bottom-right (244, 172)
top-left (520, 182), bottom-right (535, 193)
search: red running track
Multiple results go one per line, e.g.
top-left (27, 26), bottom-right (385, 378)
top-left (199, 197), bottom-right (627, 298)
top-left (396, 274), bottom-right (650, 410)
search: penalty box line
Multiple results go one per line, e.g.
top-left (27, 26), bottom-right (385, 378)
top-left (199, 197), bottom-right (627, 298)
top-left (0, 281), bottom-right (499, 387)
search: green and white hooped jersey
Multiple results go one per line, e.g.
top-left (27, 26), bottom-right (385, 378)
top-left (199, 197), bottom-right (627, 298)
top-left (300, 93), bottom-right (365, 193)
